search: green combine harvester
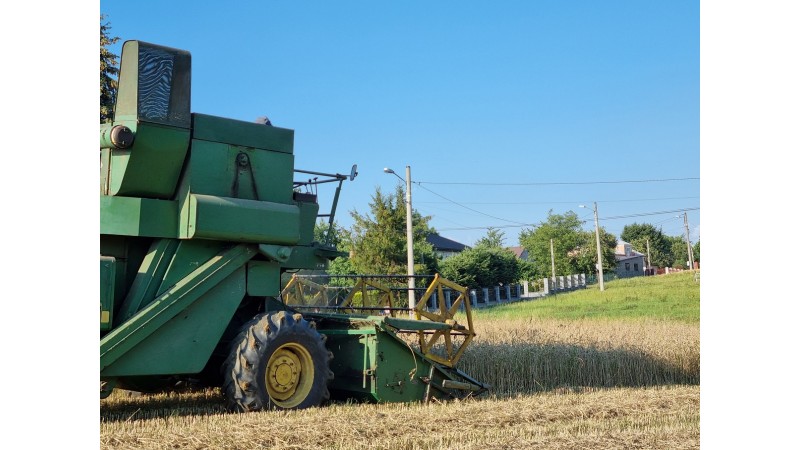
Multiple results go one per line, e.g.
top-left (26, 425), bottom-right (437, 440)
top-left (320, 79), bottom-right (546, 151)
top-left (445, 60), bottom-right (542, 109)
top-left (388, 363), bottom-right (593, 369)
top-left (100, 41), bottom-right (488, 412)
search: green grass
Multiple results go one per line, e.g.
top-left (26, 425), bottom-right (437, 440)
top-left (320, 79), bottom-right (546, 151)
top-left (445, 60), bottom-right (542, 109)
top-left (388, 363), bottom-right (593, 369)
top-left (473, 271), bottom-right (700, 323)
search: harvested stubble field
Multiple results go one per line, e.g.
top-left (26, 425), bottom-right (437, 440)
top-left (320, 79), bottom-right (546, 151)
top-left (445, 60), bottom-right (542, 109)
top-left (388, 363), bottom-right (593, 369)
top-left (101, 386), bottom-right (698, 449)
top-left (101, 272), bottom-right (700, 449)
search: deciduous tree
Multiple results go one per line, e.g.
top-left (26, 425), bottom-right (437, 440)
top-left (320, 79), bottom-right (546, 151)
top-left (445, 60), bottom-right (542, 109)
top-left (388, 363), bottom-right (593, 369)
top-left (474, 227), bottom-right (506, 248)
top-left (518, 210), bottom-right (616, 279)
top-left (668, 235), bottom-right (690, 268)
top-left (620, 223), bottom-right (672, 268)
top-left (313, 220), bottom-right (356, 282)
top-left (314, 220), bottom-right (349, 250)
top-left (100, 15), bottom-right (120, 123)
top-left (439, 246), bottom-right (519, 289)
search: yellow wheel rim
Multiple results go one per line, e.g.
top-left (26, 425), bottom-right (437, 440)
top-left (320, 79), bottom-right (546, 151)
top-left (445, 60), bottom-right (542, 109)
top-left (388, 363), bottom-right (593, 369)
top-left (265, 343), bottom-right (315, 408)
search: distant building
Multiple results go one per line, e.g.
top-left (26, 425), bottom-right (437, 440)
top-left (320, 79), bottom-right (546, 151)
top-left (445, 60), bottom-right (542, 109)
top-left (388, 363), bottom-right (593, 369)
top-left (508, 246), bottom-right (529, 261)
top-left (614, 241), bottom-right (646, 278)
top-left (426, 233), bottom-right (469, 260)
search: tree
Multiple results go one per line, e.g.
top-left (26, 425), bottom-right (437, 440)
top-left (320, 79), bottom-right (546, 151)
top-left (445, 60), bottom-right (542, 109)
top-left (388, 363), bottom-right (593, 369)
top-left (439, 246), bottom-right (519, 289)
top-left (314, 220), bottom-right (349, 250)
top-left (440, 228), bottom-right (519, 288)
top-left (668, 235), bottom-right (690, 269)
top-left (101, 15), bottom-right (120, 123)
top-left (572, 228), bottom-right (617, 276)
top-left (474, 227), bottom-right (505, 248)
top-left (693, 240), bottom-right (700, 265)
top-left (518, 210), bottom-right (616, 280)
top-left (326, 256), bottom-right (357, 280)
top-left (348, 185), bottom-right (438, 276)
top-left (620, 223), bottom-right (673, 268)
top-left (313, 220), bottom-right (356, 282)
top-left (517, 259), bottom-right (538, 283)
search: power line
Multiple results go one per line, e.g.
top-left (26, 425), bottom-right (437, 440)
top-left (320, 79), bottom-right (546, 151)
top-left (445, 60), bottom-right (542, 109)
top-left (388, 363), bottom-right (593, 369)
top-left (599, 207), bottom-right (699, 221)
top-left (417, 177), bottom-right (699, 186)
top-left (413, 206), bottom-right (470, 229)
top-left (653, 216), bottom-right (684, 226)
top-left (437, 207), bottom-right (700, 232)
top-left (439, 223), bottom-right (538, 231)
top-left (413, 182), bottom-right (530, 226)
top-left (416, 195), bottom-right (700, 206)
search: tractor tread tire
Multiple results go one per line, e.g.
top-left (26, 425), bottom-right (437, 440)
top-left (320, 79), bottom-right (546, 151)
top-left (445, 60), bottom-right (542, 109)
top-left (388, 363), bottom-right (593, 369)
top-left (222, 311), bottom-right (333, 412)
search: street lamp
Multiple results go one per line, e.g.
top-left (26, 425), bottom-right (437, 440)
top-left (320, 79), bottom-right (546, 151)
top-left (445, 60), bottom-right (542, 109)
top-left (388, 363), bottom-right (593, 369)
top-left (579, 202), bottom-right (605, 291)
top-left (384, 166), bottom-right (416, 316)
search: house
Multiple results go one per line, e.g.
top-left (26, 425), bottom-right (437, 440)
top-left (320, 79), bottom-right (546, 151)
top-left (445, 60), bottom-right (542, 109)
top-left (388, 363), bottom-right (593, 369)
top-left (426, 233), bottom-right (469, 260)
top-left (614, 241), bottom-right (646, 278)
top-left (508, 246), bottom-right (529, 261)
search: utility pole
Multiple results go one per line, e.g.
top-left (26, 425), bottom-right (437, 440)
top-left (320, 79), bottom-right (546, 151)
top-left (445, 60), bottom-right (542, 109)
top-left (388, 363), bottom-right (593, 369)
top-left (579, 203), bottom-right (605, 291)
top-left (405, 166), bottom-right (415, 316)
top-left (550, 238), bottom-right (556, 279)
top-left (683, 212), bottom-right (695, 271)
top-left (646, 238), bottom-right (652, 275)
top-left (384, 166), bottom-right (416, 317)
top-left (593, 202), bottom-right (605, 291)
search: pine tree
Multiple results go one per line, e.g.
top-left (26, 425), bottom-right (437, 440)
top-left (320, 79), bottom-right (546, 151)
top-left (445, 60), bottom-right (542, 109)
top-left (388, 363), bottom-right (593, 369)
top-left (349, 185), bottom-right (437, 276)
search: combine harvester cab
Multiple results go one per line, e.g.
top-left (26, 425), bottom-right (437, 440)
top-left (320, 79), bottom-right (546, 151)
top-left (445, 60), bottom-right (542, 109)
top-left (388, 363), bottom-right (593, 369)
top-left (100, 40), bottom-right (488, 412)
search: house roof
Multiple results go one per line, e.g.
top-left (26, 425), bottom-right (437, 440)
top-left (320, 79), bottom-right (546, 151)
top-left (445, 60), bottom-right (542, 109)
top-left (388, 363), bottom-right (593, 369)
top-left (508, 246), bottom-right (528, 259)
top-left (615, 240), bottom-right (645, 257)
top-left (426, 233), bottom-right (468, 252)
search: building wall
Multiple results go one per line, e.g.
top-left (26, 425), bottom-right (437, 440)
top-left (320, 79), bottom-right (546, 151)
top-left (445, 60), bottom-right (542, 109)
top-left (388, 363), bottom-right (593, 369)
top-left (615, 255), bottom-right (645, 278)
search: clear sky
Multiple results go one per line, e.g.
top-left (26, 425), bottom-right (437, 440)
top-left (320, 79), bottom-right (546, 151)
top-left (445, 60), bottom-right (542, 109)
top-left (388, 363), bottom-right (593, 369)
top-left (100, 1), bottom-right (700, 248)
top-left (6, 3), bottom-right (800, 446)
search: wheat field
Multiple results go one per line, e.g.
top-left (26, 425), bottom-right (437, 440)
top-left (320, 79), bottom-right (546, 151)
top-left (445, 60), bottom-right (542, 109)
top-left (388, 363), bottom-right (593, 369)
top-left (460, 317), bottom-right (699, 394)
top-left (102, 318), bottom-right (699, 448)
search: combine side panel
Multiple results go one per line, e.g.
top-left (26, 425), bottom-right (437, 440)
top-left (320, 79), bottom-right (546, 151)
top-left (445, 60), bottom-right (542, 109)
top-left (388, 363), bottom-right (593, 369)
top-left (103, 266), bottom-right (246, 376)
top-left (100, 244), bottom-right (256, 375)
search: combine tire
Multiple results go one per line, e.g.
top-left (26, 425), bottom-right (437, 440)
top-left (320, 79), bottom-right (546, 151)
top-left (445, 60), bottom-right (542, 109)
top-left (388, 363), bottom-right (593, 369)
top-left (223, 311), bottom-right (333, 412)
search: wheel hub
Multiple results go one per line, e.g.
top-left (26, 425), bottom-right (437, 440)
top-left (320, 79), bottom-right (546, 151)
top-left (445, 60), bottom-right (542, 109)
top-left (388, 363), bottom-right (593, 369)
top-left (268, 349), bottom-right (302, 398)
top-left (264, 343), bottom-right (315, 407)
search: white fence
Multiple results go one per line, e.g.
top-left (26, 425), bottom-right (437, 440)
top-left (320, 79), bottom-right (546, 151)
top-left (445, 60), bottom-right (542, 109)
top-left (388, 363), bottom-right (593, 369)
top-left (536, 274), bottom-right (588, 295)
top-left (421, 274), bottom-right (588, 311)
top-left (418, 283), bottom-right (525, 311)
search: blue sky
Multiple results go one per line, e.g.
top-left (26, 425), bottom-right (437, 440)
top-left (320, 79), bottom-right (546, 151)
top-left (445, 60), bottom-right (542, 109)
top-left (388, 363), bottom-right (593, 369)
top-left (101, 1), bottom-right (700, 248)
